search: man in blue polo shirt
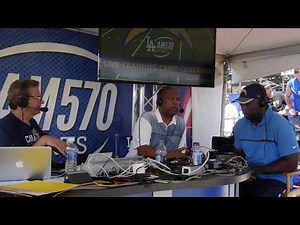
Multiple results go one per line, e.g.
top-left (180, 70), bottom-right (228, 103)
top-left (233, 83), bottom-right (299, 197)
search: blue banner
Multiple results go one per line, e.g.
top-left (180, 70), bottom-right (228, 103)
top-left (0, 28), bottom-right (133, 163)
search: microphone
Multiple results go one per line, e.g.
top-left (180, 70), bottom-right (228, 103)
top-left (40, 107), bottom-right (48, 112)
top-left (179, 105), bottom-right (184, 113)
top-left (27, 106), bottom-right (48, 112)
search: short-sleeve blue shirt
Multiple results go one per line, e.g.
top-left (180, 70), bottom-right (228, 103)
top-left (0, 112), bottom-right (46, 146)
top-left (234, 107), bottom-right (299, 184)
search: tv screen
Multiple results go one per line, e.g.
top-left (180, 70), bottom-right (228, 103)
top-left (98, 28), bottom-right (216, 87)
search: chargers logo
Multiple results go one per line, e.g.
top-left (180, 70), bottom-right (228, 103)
top-left (241, 89), bottom-right (248, 96)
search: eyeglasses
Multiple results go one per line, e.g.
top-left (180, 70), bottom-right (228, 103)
top-left (27, 95), bottom-right (42, 101)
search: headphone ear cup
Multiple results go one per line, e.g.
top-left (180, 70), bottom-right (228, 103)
top-left (157, 97), bottom-right (163, 106)
top-left (259, 101), bottom-right (264, 107)
top-left (18, 95), bottom-right (28, 108)
top-left (259, 98), bottom-right (268, 107)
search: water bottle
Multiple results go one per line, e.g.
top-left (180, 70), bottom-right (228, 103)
top-left (155, 140), bottom-right (167, 163)
top-left (65, 137), bottom-right (78, 173)
top-left (192, 142), bottom-right (203, 166)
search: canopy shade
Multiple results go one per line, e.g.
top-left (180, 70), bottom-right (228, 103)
top-left (216, 28), bottom-right (300, 83)
top-left (77, 28), bottom-right (300, 83)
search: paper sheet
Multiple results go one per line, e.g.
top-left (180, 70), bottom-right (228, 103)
top-left (0, 180), bottom-right (78, 196)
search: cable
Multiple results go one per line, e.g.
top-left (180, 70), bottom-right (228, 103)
top-left (145, 146), bottom-right (212, 177)
top-left (183, 148), bottom-right (210, 176)
top-left (84, 146), bottom-right (213, 181)
top-left (96, 157), bottom-right (111, 177)
top-left (224, 155), bottom-right (248, 170)
top-left (85, 153), bottom-right (149, 179)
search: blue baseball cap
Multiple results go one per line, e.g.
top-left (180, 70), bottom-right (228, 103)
top-left (234, 83), bottom-right (266, 104)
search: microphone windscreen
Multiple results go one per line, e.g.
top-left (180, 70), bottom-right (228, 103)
top-left (40, 107), bottom-right (48, 112)
top-left (179, 105), bottom-right (185, 113)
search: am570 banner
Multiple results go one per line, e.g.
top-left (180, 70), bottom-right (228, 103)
top-left (0, 28), bottom-right (191, 163)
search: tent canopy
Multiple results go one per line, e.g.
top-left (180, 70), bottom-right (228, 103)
top-left (216, 28), bottom-right (300, 83)
top-left (78, 28), bottom-right (300, 83)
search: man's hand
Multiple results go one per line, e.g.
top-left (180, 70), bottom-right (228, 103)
top-left (34, 135), bottom-right (67, 156)
top-left (247, 167), bottom-right (260, 182)
top-left (289, 108), bottom-right (297, 116)
top-left (167, 147), bottom-right (189, 159)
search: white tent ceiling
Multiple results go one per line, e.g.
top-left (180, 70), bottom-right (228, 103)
top-left (216, 28), bottom-right (300, 83)
top-left (216, 28), bottom-right (300, 56)
top-left (77, 28), bottom-right (300, 83)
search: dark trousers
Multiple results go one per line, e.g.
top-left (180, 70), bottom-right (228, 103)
top-left (239, 178), bottom-right (286, 197)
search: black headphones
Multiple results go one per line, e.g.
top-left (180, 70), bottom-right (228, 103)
top-left (258, 84), bottom-right (269, 108)
top-left (156, 87), bottom-right (165, 106)
top-left (17, 81), bottom-right (29, 108)
top-left (259, 97), bottom-right (269, 107)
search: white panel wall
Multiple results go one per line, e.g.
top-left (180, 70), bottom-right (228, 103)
top-left (192, 62), bottom-right (224, 148)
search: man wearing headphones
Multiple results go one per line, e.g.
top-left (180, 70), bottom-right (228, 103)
top-left (0, 79), bottom-right (66, 156)
top-left (127, 86), bottom-right (189, 159)
top-left (233, 83), bottom-right (299, 197)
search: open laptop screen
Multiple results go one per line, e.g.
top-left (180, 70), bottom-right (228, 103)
top-left (211, 136), bottom-right (235, 153)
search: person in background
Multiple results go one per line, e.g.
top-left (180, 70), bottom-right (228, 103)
top-left (262, 82), bottom-right (286, 115)
top-left (0, 79), bottom-right (66, 155)
top-left (224, 96), bottom-right (240, 136)
top-left (233, 83), bottom-right (299, 197)
top-left (126, 86), bottom-right (189, 159)
top-left (285, 68), bottom-right (300, 129)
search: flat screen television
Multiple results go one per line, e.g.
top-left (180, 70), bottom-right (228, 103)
top-left (98, 28), bottom-right (216, 87)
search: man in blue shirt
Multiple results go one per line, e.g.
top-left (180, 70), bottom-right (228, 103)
top-left (233, 83), bottom-right (299, 197)
top-left (0, 79), bottom-right (66, 155)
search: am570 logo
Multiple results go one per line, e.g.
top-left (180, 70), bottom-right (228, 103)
top-left (146, 36), bottom-right (175, 58)
top-left (0, 73), bottom-right (117, 132)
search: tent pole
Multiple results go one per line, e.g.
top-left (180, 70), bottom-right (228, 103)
top-left (221, 57), bottom-right (231, 136)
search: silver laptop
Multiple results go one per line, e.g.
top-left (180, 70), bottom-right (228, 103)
top-left (0, 146), bottom-right (52, 181)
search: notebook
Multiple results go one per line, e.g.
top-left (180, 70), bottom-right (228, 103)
top-left (0, 146), bottom-right (52, 181)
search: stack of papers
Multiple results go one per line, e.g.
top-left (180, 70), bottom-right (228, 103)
top-left (0, 180), bottom-right (78, 196)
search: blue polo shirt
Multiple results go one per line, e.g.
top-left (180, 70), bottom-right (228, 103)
top-left (234, 107), bottom-right (299, 184)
